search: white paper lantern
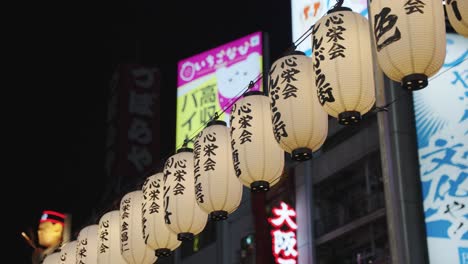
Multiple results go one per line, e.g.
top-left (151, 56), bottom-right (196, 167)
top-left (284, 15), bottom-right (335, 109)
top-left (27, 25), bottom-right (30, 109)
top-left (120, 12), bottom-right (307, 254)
top-left (163, 149), bottom-right (208, 240)
top-left (120, 191), bottom-right (158, 264)
top-left (59, 240), bottom-right (77, 264)
top-left (445, 0), bottom-right (468, 37)
top-left (268, 51), bottom-right (329, 161)
top-left (43, 252), bottom-right (61, 264)
top-left (312, 7), bottom-right (376, 125)
top-left (142, 173), bottom-right (181, 257)
top-left (194, 120), bottom-right (243, 221)
top-left (369, 0), bottom-right (446, 90)
top-left (76, 225), bottom-right (99, 264)
top-left (97, 211), bottom-right (126, 264)
top-left (230, 91), bottom-right (285, 192)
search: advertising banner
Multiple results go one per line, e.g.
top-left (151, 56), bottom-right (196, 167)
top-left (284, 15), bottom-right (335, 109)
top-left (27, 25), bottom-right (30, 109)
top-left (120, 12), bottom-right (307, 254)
top-left (176, 32), bottom-right (264, 148)
top-left (413, 33), bottom-right (468, 264)
top-left (291, 0), bottom-right (368, 56)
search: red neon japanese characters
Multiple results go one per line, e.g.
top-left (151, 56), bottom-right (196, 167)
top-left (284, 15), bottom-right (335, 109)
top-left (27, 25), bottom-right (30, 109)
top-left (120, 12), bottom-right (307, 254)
top-left (268, 202), bottom-right (298, 264)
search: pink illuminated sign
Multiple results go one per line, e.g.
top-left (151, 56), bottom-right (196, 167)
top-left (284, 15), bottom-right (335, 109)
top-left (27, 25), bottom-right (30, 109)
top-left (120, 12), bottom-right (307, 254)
top-left (268, 202), bottom-right (298, 264)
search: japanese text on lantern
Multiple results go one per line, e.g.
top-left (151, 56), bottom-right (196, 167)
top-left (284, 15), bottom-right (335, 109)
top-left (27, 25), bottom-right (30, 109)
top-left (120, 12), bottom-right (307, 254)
top-left (193, 134), bottom-right (205, 203)
top-left (77, 238), bottom-right (88, 264)
top-left (142, 177), bottom-right (161, 243)
top-left (268, 202), bottom-right (298, 264)
top-left (120, 197), bottom-right (131, 253)
top-left (313, 23), bottom-right (335, 105)
top-left (99, 220), bottom-right (110, 254)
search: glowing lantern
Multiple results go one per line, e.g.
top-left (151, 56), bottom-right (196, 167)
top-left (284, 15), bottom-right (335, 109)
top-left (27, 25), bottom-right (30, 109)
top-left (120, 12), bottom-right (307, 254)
top-left (268, 51), bottom-right (328, 161)
top-left (230, 91), bottom-right (285, 192)
top-left (312, 7), bottom-right (376, 125)
top-left (163, 148), bottom-right (208, 240)
top-left (59, 240), bottom-right (77, 264)
top-left (194, 120), bottom-right (243, 220)
top-left (97, 210), bottom-right (126, 264)
top-left (445, 0), bottom-right (468, 37)
top-left (76, 225), bottom-right (98, 264)
top-left (142, 173), bottom-right (181, 256)
top-left (369, 0), bottom-right (446, 90)
top-left (120, 191), bottom-right (158, 264)
top-left (43, 252), bottom-right (61, 264)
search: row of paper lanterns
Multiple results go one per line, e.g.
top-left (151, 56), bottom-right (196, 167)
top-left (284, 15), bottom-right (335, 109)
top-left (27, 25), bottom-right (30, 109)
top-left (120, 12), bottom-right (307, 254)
top-left (43, 1), bottom-right (467, 263)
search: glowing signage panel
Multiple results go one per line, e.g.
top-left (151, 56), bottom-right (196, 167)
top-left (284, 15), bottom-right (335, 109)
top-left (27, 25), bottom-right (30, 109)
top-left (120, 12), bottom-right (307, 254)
top-left (413, 33), bottom-right (468, 264)
top-left (176, 32), bottom-right (263, 149)
top-left (268, 202), bottom-right (298, 264)
top-left (291, 0), bottom-right (368, 56)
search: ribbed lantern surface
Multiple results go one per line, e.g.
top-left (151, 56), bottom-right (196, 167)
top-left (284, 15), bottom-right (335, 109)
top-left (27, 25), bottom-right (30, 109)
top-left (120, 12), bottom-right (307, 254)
top-left (369, 0), bottom-right (446, 90)
top-left (97, 211), bottom-right (126, 264)
top-left (230, 91), bottom-right (285, 192)
top-left (142, 173), bottom-right (181, 256)
top-left (446, 0), bottom-right (468, 37)
top-left (120, 191), bottom-right (157, 264)
top-left (76, 225), bottom-right (99, 264)
top-left (312, 7), bottom-right (376, 125)
top-left (268, 51), bottom-right (328, 161)
top-left (163, 149), bottom-right (208, 241)
top-left (194, 120), bottom-right (243, 221)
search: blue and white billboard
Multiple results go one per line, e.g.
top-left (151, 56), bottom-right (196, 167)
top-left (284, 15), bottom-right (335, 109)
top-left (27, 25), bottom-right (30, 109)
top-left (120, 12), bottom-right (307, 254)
top-left (413, 33), bottom-right (468, 264)
top-left (291, 0), bottom-right (368, 56)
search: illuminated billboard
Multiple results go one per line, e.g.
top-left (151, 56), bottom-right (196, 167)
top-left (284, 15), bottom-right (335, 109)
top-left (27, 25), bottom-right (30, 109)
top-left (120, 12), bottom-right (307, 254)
top-left (176, 31), bottom-right (264, 149)
top-left (291, 0), bottom-right (368, 56)
top-left (413, 33), bottom-right (468, 264)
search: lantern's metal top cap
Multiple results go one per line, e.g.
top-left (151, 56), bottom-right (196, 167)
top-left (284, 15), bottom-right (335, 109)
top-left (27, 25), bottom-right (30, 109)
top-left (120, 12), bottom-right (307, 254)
top-left (327, 6), bottom-right (352, 14)
top-left (206, 120), bottom-right (227, 127)
top-left (177, 147), bottom-right (193, 153)
top-left (244, 90), bottom-right (265, 97)
top-left (275, 49), bottom-right (306, 61)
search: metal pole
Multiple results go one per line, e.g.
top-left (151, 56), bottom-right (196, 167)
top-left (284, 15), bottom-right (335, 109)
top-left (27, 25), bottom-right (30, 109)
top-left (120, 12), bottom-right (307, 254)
top-left (375, 76), bottom-right (430, 264)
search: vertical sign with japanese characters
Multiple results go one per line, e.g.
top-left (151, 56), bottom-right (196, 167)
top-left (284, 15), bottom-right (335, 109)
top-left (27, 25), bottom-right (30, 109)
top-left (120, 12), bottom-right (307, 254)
top-left (291, 0), bottom-right (368, 56)
top-left (413, 33), bottom-right (468, 264)
top-left (176, 32), bottom-right (264, 149)
top-left (268, 202), bottom-right (298, 264)
top-left (105, 64), bottom-right (161, 190)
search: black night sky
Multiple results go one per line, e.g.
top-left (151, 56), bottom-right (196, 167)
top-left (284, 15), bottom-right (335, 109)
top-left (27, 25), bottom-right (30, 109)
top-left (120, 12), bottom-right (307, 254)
top-left (13, 0), bottom-right (291, 262)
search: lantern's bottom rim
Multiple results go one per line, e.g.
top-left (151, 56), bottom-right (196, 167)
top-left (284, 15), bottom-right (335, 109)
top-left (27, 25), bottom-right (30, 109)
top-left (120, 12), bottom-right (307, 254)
top-left (251, 180), bottom-right (270, 192)
top-left (292, 148), bottom-right (312, 161)
top-left (177, 232), bottom-right (194, 241)
top-left (210, 210), bottom-right (228, 221)
top-left (402, 73), bottom-right (428, 91)
top-left (338, 111), bottom-right (361, 126)
top-left (155, 248), bottom-right (172, 257)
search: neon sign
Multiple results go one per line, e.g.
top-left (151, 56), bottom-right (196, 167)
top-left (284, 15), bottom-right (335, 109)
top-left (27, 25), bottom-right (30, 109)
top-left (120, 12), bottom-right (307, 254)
top-left (268, 202), bottom-right (298, 264)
